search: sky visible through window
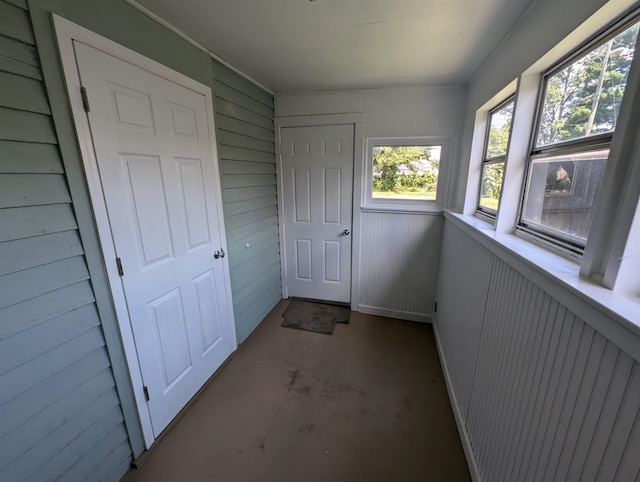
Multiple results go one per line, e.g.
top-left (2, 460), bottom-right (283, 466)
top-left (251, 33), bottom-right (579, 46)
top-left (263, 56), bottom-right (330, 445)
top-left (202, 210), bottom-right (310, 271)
top-left (536, 22), bottom-right (639, 147)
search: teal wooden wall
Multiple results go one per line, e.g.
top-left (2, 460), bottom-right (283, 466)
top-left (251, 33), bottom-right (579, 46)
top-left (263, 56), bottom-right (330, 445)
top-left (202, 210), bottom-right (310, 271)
top-left (0, 0), bottom-right (280, 480)
top-left (27, 0), bottom-right (280, 347)
top-left (212, 63), bottom-right (281, 342)
top-left (0, 1), bottom-right (132, 480)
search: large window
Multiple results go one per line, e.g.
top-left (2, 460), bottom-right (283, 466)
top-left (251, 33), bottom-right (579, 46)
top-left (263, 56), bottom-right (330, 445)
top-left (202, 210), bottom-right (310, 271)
top-left (478, 98), bottom-right (515, 215)
top-left (364, 137), bottom-right (448, 211)
top-left (519, 17), bottom-right (639, 250)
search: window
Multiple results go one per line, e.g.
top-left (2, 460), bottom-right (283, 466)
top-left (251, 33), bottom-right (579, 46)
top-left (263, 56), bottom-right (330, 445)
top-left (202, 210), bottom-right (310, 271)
top-left (519, 17), bottom-right (639, 250)
top-left (364, 137), bottom-right (448, 211)
top-left (478, 98), bottom-right (515, 215)
top-left (372, 145), bottom-right (441, 200)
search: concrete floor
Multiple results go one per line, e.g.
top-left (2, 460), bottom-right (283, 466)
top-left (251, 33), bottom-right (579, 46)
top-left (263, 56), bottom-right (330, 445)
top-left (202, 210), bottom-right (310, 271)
top-left (122, 300), bottom-right (470, 482)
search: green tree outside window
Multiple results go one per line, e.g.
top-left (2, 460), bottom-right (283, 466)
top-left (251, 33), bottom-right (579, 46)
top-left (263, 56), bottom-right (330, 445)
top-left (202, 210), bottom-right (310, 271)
top-left (372, 145), bottom-right (441, 200)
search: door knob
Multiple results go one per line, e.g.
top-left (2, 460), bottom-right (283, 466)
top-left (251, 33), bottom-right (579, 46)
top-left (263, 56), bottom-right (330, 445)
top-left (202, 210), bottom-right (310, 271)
top-left (342, 229), bottom-right (350, 236)
top-left (214, 248), bottom-right (225, 259)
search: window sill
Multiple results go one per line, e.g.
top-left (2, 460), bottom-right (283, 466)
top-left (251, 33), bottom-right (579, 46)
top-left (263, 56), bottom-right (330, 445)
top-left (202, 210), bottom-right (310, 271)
top-left (361, 206), bottom-right (443, 215)
top-left (362, 200), bottom-right (443, 215)
top-left (444, 210), bottom-right (640, 361)
top-left (474, 209), bottom-right (497, 224)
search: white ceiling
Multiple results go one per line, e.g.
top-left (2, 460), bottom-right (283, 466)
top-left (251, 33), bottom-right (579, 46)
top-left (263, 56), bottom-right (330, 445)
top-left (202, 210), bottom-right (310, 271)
top-left (137, 0), bottom-right (535, 93)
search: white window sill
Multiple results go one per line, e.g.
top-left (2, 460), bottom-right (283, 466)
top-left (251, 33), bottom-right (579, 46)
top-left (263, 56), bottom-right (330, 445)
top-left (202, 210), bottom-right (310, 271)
top-left (361, 206), bottom-right (444, 215)
top-left (444, 210), bottom-right (640, 361)
top-left (362, 200), bottom-right (443, 215)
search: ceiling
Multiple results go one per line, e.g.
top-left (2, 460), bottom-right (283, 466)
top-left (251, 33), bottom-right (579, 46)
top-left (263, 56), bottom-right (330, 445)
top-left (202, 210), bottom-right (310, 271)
top-left (136, 0), bottom-right (535, 93)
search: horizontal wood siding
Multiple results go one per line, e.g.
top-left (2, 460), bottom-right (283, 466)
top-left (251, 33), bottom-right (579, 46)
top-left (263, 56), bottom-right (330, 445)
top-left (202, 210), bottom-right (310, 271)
top-left (436, 220), bottom-right (640, 482)
top-left (0, 2), bottom-right (131, 480)
top-left (212, 61), bottom-right (280, 343)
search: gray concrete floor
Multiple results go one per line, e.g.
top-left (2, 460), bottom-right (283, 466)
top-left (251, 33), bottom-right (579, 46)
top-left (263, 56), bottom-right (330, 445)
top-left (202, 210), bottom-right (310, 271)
top-left (122, 300), bottom-right (470, 482)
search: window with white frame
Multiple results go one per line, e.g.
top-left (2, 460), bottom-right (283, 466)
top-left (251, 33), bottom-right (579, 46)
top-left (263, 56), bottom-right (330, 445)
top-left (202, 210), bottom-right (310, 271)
top-left (478, 97), bottom-right (515, 216)
top-left (518, 16), bottom-right (639, 251)
top-left (364, 137), bottom-right (448, 211)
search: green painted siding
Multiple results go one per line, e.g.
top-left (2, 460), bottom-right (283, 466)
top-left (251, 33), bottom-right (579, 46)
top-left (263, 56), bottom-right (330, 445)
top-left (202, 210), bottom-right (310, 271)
top-left (28, 0), bottom-right (280, 350)
top-left (0, 2), bottom-right (132, 481)
top-left (1, 0), bottom-right (281, 478)
top-left (212, 63), bottom-right (280, 343)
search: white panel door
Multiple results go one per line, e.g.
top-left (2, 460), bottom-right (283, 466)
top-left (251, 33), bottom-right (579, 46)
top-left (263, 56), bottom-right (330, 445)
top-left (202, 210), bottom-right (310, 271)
top-left (281, 125), bottom-right (354, 303)
top-left (74, 42), bottom-right (236, 437)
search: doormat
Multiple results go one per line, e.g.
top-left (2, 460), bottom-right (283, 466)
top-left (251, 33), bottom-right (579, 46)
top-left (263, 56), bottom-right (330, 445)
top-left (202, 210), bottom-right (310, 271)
top-left (281, 299), bottom-right (351, 335)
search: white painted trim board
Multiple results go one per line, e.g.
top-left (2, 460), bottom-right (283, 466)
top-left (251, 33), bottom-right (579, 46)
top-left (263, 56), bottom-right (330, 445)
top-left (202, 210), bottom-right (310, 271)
top-left (275, 113), bottom-right (365, 312)
top-left (362, 135), bottom-right (453, 213)
top-left (358, 305), bottom-right (433, 324)
top-left (432, 320), bottom-right (483, 482)
top-left (122, 0), bottom-right (273, 95)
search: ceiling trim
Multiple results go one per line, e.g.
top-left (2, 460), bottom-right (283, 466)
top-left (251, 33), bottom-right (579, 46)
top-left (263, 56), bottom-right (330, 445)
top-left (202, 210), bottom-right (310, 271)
top-left (122, 0), bottom-right (274, 95)
top-left (274, 113), bottom-right (365, 128)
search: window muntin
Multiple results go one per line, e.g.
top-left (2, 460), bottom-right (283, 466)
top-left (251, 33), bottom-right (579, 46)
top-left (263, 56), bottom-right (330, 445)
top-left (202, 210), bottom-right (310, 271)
top-left (520, 17), bottom-right (639, 250)
top-left (478, 99), bottom-right (514, 214)
top-left (371, 144), bottom-right (441, 201)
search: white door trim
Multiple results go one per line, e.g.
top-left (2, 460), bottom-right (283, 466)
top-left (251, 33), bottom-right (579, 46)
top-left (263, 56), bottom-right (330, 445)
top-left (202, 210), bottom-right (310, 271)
top-left (275, 114), bottom-right (364, 311)
top-left (53, 15), bottom-right (235, 448)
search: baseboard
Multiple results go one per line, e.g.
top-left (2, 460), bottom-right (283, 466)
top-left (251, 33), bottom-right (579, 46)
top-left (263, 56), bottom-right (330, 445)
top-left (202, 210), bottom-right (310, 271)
top-left (357, 305), bottom-right (433, 323)
top-left (432, 320), bottom-right (483, 482)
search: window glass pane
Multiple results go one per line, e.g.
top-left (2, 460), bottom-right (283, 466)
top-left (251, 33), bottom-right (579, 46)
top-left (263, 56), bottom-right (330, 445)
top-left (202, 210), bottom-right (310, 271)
top-left (521, 149), bottom-right (608, 242)
top-left (479, 162), bottom-right (504, 211)
top-left (372, 145), bottom-right (441, 200)
top-left (486, 102), bottom-right (514, 158)
top-left (536, 22), bottom-right (639, 147)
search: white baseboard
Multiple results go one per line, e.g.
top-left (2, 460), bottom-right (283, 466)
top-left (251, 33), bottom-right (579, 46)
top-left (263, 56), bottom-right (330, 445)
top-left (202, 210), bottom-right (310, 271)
top-left (432, 319), bottom-right (483, 482)
top-left (357, 305), bottom-right (433, 323)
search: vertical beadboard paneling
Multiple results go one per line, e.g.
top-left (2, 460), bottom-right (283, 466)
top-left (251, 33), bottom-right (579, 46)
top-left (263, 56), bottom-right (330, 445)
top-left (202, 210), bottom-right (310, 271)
top-left (436, 220), bottom-right (640, 482)
top-left (359, 212), bottom-right (442, 318)
top-left (595, 364), bottom-right (640, 482)
top-left (212, 61), bottom-right (280, 343)
top-left (437, 221), bottom-right (494, 417)
top-left (0, 2), bottom-right (131, 480)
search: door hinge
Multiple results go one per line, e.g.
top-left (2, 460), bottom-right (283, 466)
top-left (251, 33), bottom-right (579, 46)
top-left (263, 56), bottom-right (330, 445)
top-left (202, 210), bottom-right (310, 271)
top-left (143, 386), bottom-right (150, 401)
top-left (434, 301), bottom-right (438, 313)
top-left (116, 257), bottom-right (124, 277)
top-left (80, 86), bottom-right (90, 112)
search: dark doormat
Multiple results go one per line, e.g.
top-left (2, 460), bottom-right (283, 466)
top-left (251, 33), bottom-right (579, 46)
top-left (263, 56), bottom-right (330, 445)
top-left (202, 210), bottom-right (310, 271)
top-left (281, 299), bottom-right (351, 335)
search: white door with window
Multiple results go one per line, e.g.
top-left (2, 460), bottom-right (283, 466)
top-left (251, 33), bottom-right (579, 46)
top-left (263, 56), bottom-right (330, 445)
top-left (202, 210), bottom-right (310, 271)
top-left (281, 125), bottom-right (354, 303)
top-left (73, 41), bottom-right (237, 437)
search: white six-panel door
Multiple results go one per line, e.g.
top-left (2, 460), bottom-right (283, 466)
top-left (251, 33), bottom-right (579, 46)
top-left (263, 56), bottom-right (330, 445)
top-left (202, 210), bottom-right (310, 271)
top-left (74, 41), bottom-right (237, 437)
top-left (281, 125), bottom-right (354, 303)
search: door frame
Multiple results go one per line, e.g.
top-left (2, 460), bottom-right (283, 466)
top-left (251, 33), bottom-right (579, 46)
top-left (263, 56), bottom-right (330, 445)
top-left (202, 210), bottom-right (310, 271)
top-left (53, 15), bottom-right (235, 449)
top-left (275, 114), bottom-right (364, 311)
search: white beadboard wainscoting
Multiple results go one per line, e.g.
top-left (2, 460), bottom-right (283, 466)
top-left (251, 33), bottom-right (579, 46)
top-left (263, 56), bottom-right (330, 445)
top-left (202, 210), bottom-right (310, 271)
top-left (435, 216), bottom-right (640, 482)
top-left (357, 211), bottom-right (443, 322)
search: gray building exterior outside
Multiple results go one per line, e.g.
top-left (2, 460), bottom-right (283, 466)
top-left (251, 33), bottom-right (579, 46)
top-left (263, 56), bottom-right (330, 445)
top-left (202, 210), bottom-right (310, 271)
top-left (0, 0), bottom-right (280, 480)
